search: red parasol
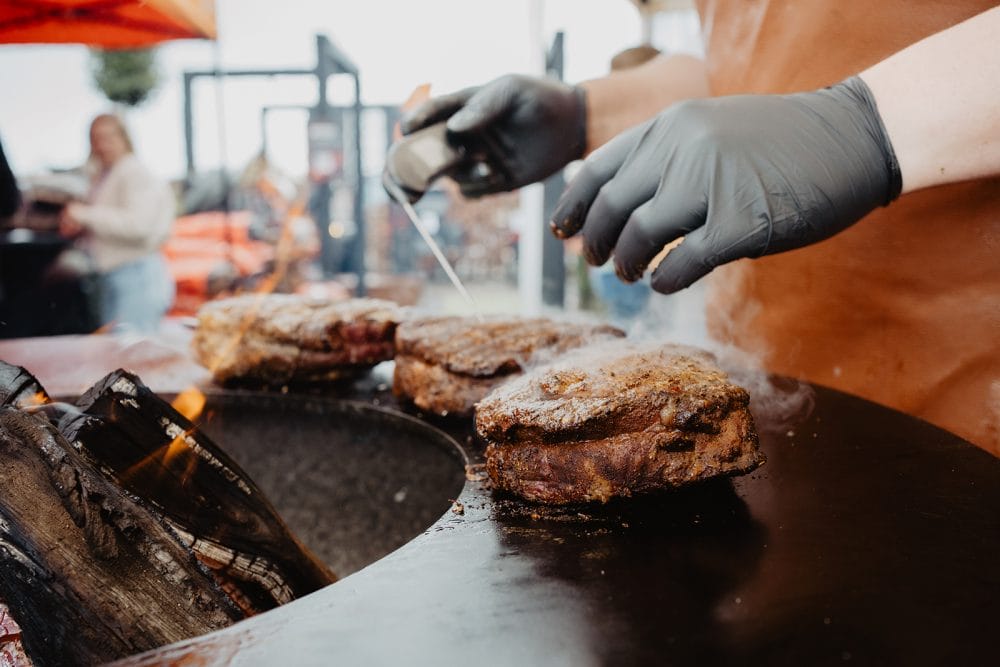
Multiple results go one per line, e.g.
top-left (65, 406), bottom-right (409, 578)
top-left (0, 0), bottom-right (215, 48)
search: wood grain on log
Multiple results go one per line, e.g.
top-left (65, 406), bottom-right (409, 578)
top-left (59, 370), bottom-right (336, 614)
top-left (0, 408), bottom-right (242, 667)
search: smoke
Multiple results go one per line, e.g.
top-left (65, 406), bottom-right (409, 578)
top-left (624, 280), bottom-right (710, 348)
top-left (623, 282), bottom-right (815, 434)
top-left (712, 345), bottom-right (816, 435)
top-left (22, 400), bottom-right (84, 423)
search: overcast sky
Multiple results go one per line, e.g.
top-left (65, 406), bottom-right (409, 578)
top-left (0, 1), bottom-right (699, 181)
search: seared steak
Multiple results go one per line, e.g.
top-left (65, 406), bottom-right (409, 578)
top-left (193, 295), bottom-right (402, 384)
top-left (476, 342), bottom-right (763, 504)
top-left (393, 316), bottom-right (624, 417)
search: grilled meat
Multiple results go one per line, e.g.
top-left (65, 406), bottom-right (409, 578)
top-left (192, 295), bottom-right (403, 384)
top-left (393, 316), bottom-right (624, 417)
top-left (476, 342), bottom-right (763, 504)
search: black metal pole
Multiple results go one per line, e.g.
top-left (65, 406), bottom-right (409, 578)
top-left (542, 31), bottom-right (567, 308)
top-left (180, 35), bottom-right (370, 289)
top-left (312, 36), bottom-right (335, 279)
top-left (351, 73), bottom-right (365, 296)
top-left (259, 107), bottom-right (268, 156)
top-left (183, 72), bottom-right (195, 179)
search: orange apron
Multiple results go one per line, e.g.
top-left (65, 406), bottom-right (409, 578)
top-left (695, 0), bottom-right (1000, 455)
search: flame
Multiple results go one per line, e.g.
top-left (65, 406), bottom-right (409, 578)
top-left (162, 430), bottom-right (193, 466)
top-left (172, 385), bottom-right (207, 422)
top-left (89, 203), bottom-right (310, 490)
top-left (254, 198), bottom-right (305, 296)
top-left (119, 385), bottom-right (206, 486)
top-left (16, 390), bottom-right (51, 412)
top-left (167, 386), bottom-right (207, 486)
top-left (120, 426), bottom-right (199, 486)
top-left (204, 198), bottom-right (308, 377)
top-left (26, 391), bottom-right (49, 407)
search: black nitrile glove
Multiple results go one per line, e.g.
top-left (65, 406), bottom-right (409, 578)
top-left (400, 74), bottom-right (587, 197)
top-left (550, 76), bottom-right (902, 293)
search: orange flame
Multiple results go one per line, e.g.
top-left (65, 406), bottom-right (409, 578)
top-left (15, 390), bottom-right (51, 412)
top-left (119, 426), bottom-right (199, 487)
top-left (27, 391), bottom-right (49, 407)
top-left (118, 200), bottom-right (309, 489)
top-left (253, 198), bottom-right (306, 297)
top-left (204, 198), bottom-right (308, 377)
top-left (172, 385), bottom-right (207, 422)
top-left (119, 385), bottom-right (207, 486)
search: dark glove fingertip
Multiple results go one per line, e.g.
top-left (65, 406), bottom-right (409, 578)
top-left (445, 110), bottom-right (473, 133)
top-left (582, 237), bottom-right (610, 267)
top-left (549, 221), bottom-right (568, 239)
top-left (550, 200), bottom-right (586, 238)
top-left (614, 260), bottom-right (644, 284)
top-left (445, 110), bottom-right (478, 133)
top-left (400, 104), bottom-right (440, 135)
top-left (398, 114), bottom-right (419, 136)
top-left (649, 267), bottom-right (685, 295)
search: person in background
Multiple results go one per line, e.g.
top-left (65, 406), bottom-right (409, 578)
top-left (585, 45), bottom-right (661, 320)
top-left (61, 113), bottom-right (175, 333)
top-left (0, 134), bottom-right (20, 222)
top-left (401, 3), bottom-right (1000, 455)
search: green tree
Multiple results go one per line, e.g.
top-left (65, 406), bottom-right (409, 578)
top-left (90, 48), bottom-right (160, 107)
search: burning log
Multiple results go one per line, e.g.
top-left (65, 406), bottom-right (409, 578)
top-left (0, 407), bottom-right (242, 667)
top-left (0, 362), bottom-right (48, 409)
top-left (59, 370), bottom-right (336, 614)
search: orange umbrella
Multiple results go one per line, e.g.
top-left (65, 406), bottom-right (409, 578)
top-left (0, 0), bottom-right (216, 48)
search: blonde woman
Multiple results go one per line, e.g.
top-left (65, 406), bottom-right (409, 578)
top-left (61, 114), bottom-right (175, 333)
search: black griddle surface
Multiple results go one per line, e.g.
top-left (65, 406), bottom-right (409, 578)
top-left (117, 381), bottom-right (1000, 667)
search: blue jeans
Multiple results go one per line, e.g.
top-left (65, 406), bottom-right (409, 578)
top-left (590, 265), bottom-right (652, 320)
top-left (98, 254), bottom-right (174, 333)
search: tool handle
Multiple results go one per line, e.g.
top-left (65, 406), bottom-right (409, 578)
top-left (383, 122), bottom-right (467, 203)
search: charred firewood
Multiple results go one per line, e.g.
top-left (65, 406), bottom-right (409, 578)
top-left (59, 370), bottom-right (336, 614)
top-left (0, 408), bottom-right (242, 667)
top-left (0, 361), bottom-right (48, 409)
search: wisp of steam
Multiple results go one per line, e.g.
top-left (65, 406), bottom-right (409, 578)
top-left (624, 281), bottom-right (815, 434)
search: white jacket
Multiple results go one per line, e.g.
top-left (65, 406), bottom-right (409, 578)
top-left (74, 154), bottom-right (174, 272)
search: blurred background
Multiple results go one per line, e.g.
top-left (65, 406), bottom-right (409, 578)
top-left (0, 0), bottom-right (705, 338)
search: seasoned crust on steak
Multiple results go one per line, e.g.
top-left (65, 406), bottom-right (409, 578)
top-left (192, 294), bottom-right (403, 384)
top-left (392, 316), bottom-right (624, 417)
top-left (395, 316), bottom-right (624, 377)
top-left (393, 355), bottom-right (512, 417)
top-left (476, 342), bottom-right (764, 504)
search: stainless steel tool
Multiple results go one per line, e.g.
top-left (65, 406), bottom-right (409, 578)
top-left (383, 122), bottom-right (482, 317)
top-left (383, 122), bottom-right (468, 203)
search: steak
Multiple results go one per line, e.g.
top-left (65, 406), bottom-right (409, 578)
top-left (393, 316), bottom-right (624, 417)
top-left (192, 294), bottom-right (403, 384)
top-left (476, 342), bottom-right (763, 504)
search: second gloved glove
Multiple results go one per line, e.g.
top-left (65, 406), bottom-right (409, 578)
top-left (401, 74), bottom-right (587, 197)
top-left (550, 76), bottom-right (902, 293)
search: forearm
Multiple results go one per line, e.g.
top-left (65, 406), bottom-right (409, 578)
top-left (580, 54), bottom-right (709, 154)
top-left (860, 6), bottom-right (1000, 194)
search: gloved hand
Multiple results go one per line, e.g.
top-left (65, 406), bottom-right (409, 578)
top-left (400, 74), bottom-right (587, 197)
top-left (550, 76), bottom-right (902, 293)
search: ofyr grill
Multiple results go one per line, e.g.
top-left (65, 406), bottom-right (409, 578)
top-left (0, 362), bottom-right (465, 666)
top-left (3, 354), bottom-right (1000, 666)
